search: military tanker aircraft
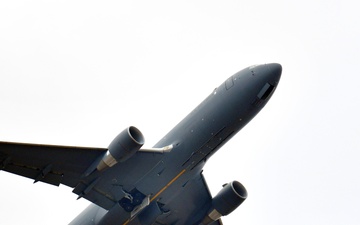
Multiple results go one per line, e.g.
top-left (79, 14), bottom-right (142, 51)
top-left (0, 63), bottom-right (282, 225)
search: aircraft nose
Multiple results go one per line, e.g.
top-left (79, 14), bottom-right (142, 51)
top-left (266, 63), bottom-right (282, 84)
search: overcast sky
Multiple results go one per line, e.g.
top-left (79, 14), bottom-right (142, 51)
top-left (1, 1), bottom-right (360, 225)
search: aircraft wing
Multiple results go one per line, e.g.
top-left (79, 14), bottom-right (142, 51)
top-left (153, 172), bottom-right (223, 225)
top-left (0, 141), bottom-right (165, 210)
top-left (0, 141), bottom-right (107, 187)
top-left (0, 142), bottom-right (224, 224)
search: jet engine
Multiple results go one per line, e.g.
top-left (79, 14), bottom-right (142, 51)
top-left (201, 181), bottom-right (247, 224)
top-left (97, 126), bottom-right (145, 171)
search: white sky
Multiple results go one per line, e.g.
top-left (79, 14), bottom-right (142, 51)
top-left (1, 1), bottom-right (360, 224)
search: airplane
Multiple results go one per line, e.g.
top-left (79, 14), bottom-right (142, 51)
top-left (0, 63), bottom-right (282, 225)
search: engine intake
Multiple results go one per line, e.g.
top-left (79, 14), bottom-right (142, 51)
top-left (97, 126), bottom-right (144, 171)
top-left (201, 181), bottom-right (247, 224)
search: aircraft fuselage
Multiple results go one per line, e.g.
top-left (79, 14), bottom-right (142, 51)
top-left (70, 63), bottom-right (282, 225)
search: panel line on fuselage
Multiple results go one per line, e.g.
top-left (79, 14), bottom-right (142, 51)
top-left (150, 169), bottom-right (187, 202)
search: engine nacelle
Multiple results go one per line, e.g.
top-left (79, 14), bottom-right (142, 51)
top-left (97, 126), bottom-right (145, 171)
top-left (201, 181), bottom-right (247, 224)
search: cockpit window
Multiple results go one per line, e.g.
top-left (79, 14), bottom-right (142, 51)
top-left (257, 83), bottom-right (275, 100)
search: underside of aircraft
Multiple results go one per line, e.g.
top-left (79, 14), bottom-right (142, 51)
top-left (0, 63), bottom-right (282, 225)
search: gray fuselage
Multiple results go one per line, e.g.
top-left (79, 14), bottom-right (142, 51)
top-left (70, 63), bottom-right (282, 225)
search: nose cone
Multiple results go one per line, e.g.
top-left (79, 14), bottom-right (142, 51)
top-left (266, 63), bottom-right (282, 84)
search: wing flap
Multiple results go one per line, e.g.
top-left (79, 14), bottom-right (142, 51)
top-left (2, 163), bottom-right (63, 186)
top-left (73, 180), bottom-right (117, 209)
